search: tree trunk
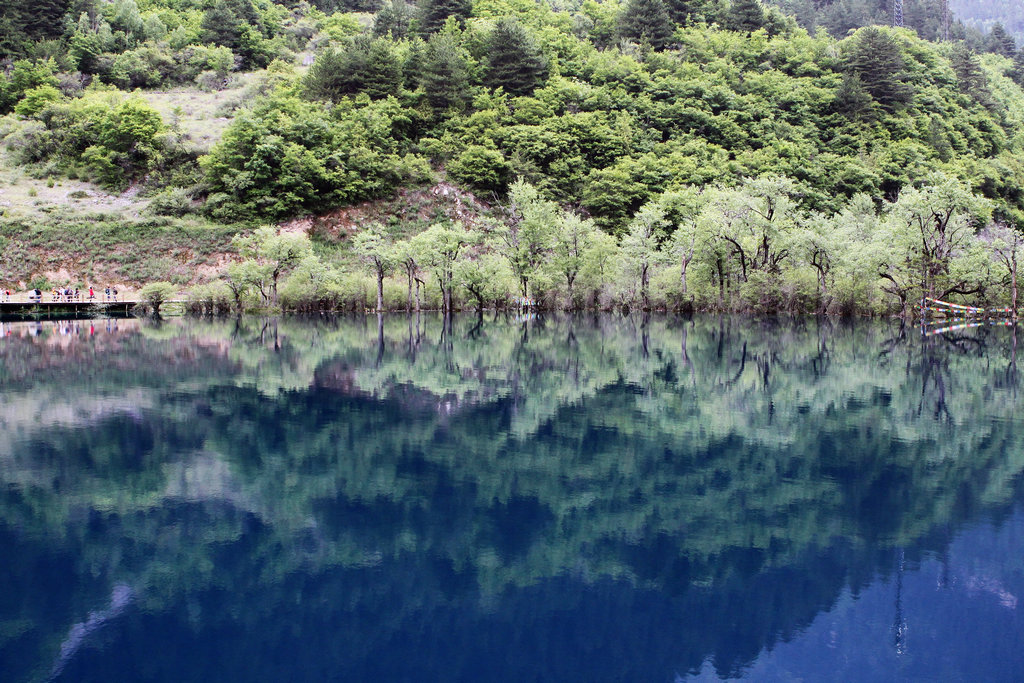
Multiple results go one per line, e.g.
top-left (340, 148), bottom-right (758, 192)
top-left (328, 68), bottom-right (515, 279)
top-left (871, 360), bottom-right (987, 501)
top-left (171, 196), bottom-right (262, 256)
top-left (641, 262), bottom-right (650, 310)
top-left (717, 258), bottom-right (725, 304)
top-left (376, 269), bottom-right (384, 313)
top-left (1013, 249), bottom-right (1018, 319)
top-left (406, 268), bottom-right (413, 312)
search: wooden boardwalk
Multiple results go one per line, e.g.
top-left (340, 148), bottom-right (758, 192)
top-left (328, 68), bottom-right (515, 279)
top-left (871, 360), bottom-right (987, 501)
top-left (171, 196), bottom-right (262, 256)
top-left (0, 300), bottom-right (139, 318)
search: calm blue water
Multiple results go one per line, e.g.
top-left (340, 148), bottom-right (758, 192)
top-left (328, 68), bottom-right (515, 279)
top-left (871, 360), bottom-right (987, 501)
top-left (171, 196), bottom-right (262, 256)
top-left (1, 314), bottom-right (1022, 682)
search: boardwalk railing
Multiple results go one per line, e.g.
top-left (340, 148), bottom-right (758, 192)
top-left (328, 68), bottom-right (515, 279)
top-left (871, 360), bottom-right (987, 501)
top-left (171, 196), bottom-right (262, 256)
top-left (0, 300), bottom-right (140, 318)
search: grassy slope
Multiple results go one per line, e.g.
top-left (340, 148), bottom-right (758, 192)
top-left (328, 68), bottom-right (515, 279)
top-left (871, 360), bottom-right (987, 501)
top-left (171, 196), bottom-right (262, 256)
top-left (0, 68), bottom-right (485, 293)
top-left (0, 80), bottom-right (258, 291)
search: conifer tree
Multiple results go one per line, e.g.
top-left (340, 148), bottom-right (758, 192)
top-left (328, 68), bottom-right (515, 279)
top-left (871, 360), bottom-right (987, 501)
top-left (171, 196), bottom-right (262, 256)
top-left (374, 0), bottom-right (411, 39)
top-left (618, 0), bottom-right (675, 50)
top-left (833, 72), bottom-right (875, 121)
top-left (664, 0), bottom-right (719, 27)
top-left (418, 0), bottom-right (471, 36)
top-left (420, 30), bottom-right (469, 112)
top-left (304, 36), bottom-right (401, 101)
top-left (363, 39), bottom-right (403, 99)
top-left (485, 19), bottom-right (547, 96)
top-left (988, 23), bottom-right (1016, 58)
top-left (726, 0), bottom-right (764, 34)
top-left (951, 43), bottom-right (991, 105)
top-left (201, 0), bottom-right (245, 49)
top-left (844, 27), bottom-right (913, 112)
top-left (1011, 49), bottom-right (1024, 87)
top-left (0, 0), bottom-right (70, 57)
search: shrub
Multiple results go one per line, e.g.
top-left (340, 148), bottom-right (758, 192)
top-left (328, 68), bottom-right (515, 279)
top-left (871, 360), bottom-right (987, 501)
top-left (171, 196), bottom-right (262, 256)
top-left (137, 281), bottom-right (177, 315)
top-left (1, 119), bottom-right (52, 165)
top-left (195, 70), bottom-right (227, 91)
top-left (186, 281), bottom-right (232, 315)
top-left (447, 145), bottom-right (511, 195)
top-left (146, 188), bottom-right (194, 217)
top-left (14, 85), bottom-right (62, 118)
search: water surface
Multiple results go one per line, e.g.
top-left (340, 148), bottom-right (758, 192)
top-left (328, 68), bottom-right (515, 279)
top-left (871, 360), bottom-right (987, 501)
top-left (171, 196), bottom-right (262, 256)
top-left (1, 314), bottom-right (1022, 682)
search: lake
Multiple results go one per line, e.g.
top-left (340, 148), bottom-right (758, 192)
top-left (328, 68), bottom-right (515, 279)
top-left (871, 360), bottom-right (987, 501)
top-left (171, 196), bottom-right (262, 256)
top-left (1, 314), bottom-right (1022, 682)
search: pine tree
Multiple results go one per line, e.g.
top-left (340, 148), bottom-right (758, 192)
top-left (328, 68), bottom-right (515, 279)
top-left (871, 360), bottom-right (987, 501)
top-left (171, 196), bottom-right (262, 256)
top-left (1011, 49), bottom-right (1024, 87)
top-left (0, 0), bottom-right (70, 57)
top-left (363, 38), bottom-right (402, 99)
top-left (844, 27), bottom-right (913, 112)
top-left (950, 43), bottom-right (991, 106)
top-left (201, 0), bottom-right (245, 48)
top-left (618, 0), bottom-right (675, 50)
top-left (374, 0), bottom-right (411, 39)
top-left (833, 72), bottom-right (875, 121)
top-left (417, 0), bottom-right (471, 36)
top-left (726, 0), bottom-right (764, 33)
top-left (987, 23), bottom-right (1016, 58)
top-left (485, 19), bottom-right (547, 96)
top-left (304, 37), bottom-right (401, 101)
top-left (201, 0), bottom-right (262, 49)
top-left (664, 0), bottom-right (719, 27)
top-left (420, 31), bottom-right (469, 112)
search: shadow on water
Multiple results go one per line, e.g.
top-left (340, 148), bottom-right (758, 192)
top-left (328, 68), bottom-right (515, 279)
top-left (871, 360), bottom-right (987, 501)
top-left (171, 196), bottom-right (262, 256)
top-left (1, 314), bottom-right (1024, 681)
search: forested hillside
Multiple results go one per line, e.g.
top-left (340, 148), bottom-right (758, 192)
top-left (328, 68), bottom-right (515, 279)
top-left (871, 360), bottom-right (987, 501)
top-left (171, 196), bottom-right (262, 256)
top-left (950, 0), bottom-right (1024, 41)
top-left (4, 0), bottom-right (1024, 314)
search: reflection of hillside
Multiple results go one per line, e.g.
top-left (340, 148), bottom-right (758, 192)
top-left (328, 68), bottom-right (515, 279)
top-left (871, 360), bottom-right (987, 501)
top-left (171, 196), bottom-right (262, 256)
top-left (1, 315), bottom-right (1024, 680)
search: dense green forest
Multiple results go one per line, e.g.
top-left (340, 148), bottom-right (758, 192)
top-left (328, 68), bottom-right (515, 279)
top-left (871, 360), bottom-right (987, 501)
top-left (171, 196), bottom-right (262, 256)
top-left (4, 0), bottom-right (1024, 314)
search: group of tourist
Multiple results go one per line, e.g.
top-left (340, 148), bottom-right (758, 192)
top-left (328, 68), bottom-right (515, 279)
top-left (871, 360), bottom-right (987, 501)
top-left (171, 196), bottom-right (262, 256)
top-left (17, 286), bottom-right (119, 303)
top-left (51, 287), bottom-right (81, 302)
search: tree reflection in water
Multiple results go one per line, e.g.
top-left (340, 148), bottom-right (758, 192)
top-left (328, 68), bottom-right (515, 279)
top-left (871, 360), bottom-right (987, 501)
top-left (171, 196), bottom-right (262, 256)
top-left (0, 314), bottom-right (1022, 682)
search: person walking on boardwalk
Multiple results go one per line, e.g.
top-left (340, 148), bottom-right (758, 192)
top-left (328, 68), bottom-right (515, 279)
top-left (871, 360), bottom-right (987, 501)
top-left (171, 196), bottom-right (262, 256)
top-left (88, 286), bottom-right (94, 301)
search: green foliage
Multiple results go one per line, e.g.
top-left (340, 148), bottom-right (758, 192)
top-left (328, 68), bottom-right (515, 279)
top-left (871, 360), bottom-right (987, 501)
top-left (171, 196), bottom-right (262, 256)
top-left (0, 0), bottom-right (71, 58)
top-left (374, 0), bottom-right (412, 38)
top-left (304, 37), bottom-right (402, 102)
top-left (418, 0), bottom-right (472, 35)
top-left (4, 90), bottom-right (166, 190)
top-left (618, 0), bottom-right (675, 50)
top-left (410, 221), bottom-right (473, 310)
top-left (419, 29), bottom-right (472, 113)
top-left (13, 85), bottom-right (61, 118)
top-left (186, 280), bottom-right (233, 314)
top-left (233, 225), bottom-right (313, 304)
top-left (0, 59), bottom-right (58, 114)
top-left (987, 23), bottom-right (1016, 57)
top-left (484, 19), bottom-right (547, 96)
top-left (726, 0), bottom-right (765, 33)
top-left (146, 188), bottom-right (195, 217)
top-left (447, 144), bottom-right (511, 194)
top-left (843, 26), bottom-right (913, 112)
top-left (202, 93), bottom-right (427, 219)
top-left (1, 0), bottom-right (1024, 316)
top-left (137, 281), bottom-right (177, 314)
top-left (950, 43), bottom-right (991, 104)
